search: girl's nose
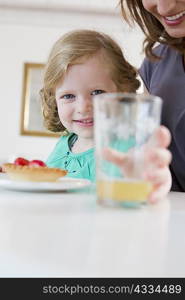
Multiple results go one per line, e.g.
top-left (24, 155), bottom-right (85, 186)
top-left (156, 0), bottom-right (177, 16)
top-left (77, 96), bottom-right (93, 114)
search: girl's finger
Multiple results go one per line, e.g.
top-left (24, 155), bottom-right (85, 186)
top-left (145, 148), bottom-right (172, 168)
top-left (148, 168), bottom-right (172, 203)
top-left (148, 183), bottom-right (170, 204)
top-left (148, 125), bottom-right (171, 148)
top-left (102, 148), bottom-right (129, 166)
top-left (146, 167), bottom-right (171, 186)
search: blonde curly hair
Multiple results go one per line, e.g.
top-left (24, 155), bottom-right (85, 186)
top-left (40, 29), bottom-right (140, 133)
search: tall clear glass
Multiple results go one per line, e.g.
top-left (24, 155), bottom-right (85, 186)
top-left (94, 93), bottom-right (162, 208)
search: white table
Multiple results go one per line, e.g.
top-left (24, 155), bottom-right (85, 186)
top-left (0, 185), bottom-right (184, 277)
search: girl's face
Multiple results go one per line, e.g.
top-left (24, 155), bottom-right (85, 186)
top-left (142, 0), bottom-right (185, 38)
top-left (55, 52), bottom-right (117, 141)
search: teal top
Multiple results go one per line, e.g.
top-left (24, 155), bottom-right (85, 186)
top-left (46, 133), bottom-right (95, 181)
top-left (46, 132), bottom-right (135, 182)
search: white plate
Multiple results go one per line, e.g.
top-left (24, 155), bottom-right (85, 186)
top-left (0, 174), bottom-right (91, 192)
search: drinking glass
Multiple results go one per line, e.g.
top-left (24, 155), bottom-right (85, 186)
top-left (93, 93), bottom-right (162, 208)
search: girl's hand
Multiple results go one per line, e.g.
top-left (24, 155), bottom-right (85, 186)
top-left (103, 126), bottom-right (172, 204)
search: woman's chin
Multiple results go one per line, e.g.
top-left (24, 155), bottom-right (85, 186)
top-left (164, 27), bottom-right (185, 39)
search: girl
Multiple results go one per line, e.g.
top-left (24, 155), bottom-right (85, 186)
top-left (40, 29), bottom-right (171, 203)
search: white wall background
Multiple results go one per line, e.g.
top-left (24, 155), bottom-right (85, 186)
top-left (0, 2), bottom-right (144, 162)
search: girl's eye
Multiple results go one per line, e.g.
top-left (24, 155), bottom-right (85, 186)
top-left (61, 94), bottom-right (75, 100)
top-left (91, 90), bottom-right (105, 96)
top-left (59, 94), bottom-right (75, 103)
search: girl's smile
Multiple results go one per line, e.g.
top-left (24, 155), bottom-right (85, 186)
top-left (73, 118), bottom-right (94, 128)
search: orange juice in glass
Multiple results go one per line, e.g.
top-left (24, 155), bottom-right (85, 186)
top-left (94, 93), bottom-right (162, 208)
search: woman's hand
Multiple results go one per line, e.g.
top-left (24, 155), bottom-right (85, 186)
top-left (103, 126), bottom-right (172, 204)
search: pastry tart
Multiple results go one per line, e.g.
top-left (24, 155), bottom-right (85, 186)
top-left (2, 163), bottom-right (67, 182)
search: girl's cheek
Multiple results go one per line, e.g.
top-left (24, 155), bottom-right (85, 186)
top-left (57, 104), bottom-right (73, 121)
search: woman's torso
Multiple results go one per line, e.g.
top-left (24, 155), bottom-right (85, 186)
top-left (139, 44), bottom-right (185, 191)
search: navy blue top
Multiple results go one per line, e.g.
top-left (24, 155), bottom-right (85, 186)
top-left (139, 44), bottom-right (185, 191)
